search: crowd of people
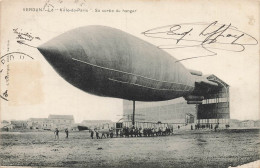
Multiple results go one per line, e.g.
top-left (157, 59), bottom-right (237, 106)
top-left (194, 123), bottom-right (221, 131)
top-left (89, 126), bottom-right (173, 139)
top-left (53, 123), bottom-right (229, 140)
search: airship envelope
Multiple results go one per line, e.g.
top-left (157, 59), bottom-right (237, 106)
top-left (38, 25), bottom-right (214, 101)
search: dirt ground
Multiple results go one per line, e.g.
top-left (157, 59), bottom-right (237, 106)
top-left (0, 129), bottom-right (259, 168)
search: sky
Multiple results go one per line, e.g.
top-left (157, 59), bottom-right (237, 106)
top-left (0, 0), bottom-right (259, 123)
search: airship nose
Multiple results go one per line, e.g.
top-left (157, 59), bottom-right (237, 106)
top-left (38, 41), bottom-right (63, 62)
top-left (38, 44), bottom-right (53, 61)
top-left (37, 40), bottom-right (72, 76)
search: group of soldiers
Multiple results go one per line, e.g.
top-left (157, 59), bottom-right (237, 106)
top-left (90, 126), bottom-right (173, 139)
top-left (118, 126), bottom-right (173, 137)
top-left (195, 123), bottom-right (214, 129)
top-left (194, 123), bottom-right (231, 131)
top-left (194, 123), bottom-right (222, 131)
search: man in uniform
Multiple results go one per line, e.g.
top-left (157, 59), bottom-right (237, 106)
top-left (65, 128), bottom-right (69, 138)
top-left (54, 128), bottom-right (59, 140)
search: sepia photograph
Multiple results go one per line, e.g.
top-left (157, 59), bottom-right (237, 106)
top-left (0, 0), bottom-right (259, 167)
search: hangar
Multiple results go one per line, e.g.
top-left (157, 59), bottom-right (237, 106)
top-left (123, 74), bottom-right (230, 128)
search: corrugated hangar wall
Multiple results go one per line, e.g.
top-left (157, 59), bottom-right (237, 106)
top-left (123, 98), bottom-right (197, 124)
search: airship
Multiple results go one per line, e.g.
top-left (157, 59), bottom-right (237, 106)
top-left (37, 25), bottom-right (218, 104)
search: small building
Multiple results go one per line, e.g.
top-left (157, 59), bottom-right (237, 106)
top-left (229, 119), bottom-right (260, 129)
top-left (27, 118), bottom-right (53, 130)
top-left (48, 114), bottom-right (75, 130)
top-left (27, 115), bottom-right (75, 130)
top-left (254, 120), bottom-right (260, 128)
top-left (0, 121), bottom-right (14, 131)
top-left (10, 120), bottom-right (28, 129)
top-left (1, 120), bottom-right (9, 124)
top-left (229, 119), bottom-right (240, 128)
top-left (241, 120), bottom-right (255, 128)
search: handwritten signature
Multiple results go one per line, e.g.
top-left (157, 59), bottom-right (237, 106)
top-left (142, 21), bottom-right (258, 62)
top-left (13, 28), bottom-right (41, 42)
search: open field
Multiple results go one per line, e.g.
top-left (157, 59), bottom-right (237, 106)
top-left (0, 129), bottom-right (259, 168)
